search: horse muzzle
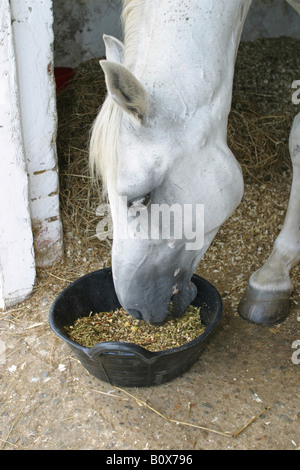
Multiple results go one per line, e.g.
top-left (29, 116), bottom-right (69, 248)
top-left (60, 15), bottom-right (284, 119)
top-left (112, 265), bottom-right (197, 325)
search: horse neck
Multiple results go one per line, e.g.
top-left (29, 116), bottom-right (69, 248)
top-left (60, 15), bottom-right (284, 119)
top-left (123, 0), bottom-right (251, 108)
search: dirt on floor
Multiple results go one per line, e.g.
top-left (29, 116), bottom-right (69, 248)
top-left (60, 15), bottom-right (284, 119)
top-left (0, 37), bottom-right (299, 450)
top-left (0, 237), bottom-right (299, 450)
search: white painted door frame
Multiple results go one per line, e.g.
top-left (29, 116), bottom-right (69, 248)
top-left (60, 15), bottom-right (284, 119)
top-left (0, 0), bottom-right (62, 309)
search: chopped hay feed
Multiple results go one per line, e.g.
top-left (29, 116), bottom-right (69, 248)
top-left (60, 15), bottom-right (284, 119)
top-left (65, 304), bottom-right (206, 352)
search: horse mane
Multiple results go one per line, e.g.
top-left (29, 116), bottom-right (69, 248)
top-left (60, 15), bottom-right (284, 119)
top-left (89, 0), bottom-right (145, 195)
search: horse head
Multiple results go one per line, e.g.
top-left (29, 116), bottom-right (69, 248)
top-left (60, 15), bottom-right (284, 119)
top-left (91, 5), bottom-right (247, 323)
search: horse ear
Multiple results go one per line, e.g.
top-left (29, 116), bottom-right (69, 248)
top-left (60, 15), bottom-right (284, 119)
top-left (100, 60), bottom-right (149, 123)
top-left (103, 34), bottom-right (124, 64)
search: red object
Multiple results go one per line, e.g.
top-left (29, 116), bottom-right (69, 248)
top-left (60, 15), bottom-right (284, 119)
top-left (54, 67), bottom-right (76, 93)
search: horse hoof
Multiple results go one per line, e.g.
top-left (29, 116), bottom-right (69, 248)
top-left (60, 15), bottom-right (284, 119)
top-left (238, 284), bottom-right (291, 326)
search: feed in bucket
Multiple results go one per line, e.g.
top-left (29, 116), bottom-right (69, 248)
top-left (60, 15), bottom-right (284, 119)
top-left (65, 305), bottom-right (206, 352)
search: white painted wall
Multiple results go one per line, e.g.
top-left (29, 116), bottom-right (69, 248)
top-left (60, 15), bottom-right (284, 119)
top-left (53, 0), bottom-right (300, 68)
top-left (0, 0), bottom-right (35, 308)
top-left (0, 0), bottom-right (63, 308)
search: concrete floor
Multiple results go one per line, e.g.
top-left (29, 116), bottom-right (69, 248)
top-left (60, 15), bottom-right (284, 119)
top-left (0, 257), bottom-right (299, 450)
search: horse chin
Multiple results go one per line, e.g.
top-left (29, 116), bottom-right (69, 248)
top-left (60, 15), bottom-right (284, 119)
top-left (126, 306), bottom-right (169, 326)
top-left (126, 278), bottom-right (197, 325)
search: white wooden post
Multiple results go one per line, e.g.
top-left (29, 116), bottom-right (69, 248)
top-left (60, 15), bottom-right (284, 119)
top-left (0, 0), bottom-right (35, 308)
top-left (11, 0), bottom-right (63, 267)
top-left (0, 0), bottom-right (63, 308)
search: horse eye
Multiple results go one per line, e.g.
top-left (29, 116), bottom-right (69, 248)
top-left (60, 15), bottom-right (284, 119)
top-left (128, 193), bottom-right (151, 208)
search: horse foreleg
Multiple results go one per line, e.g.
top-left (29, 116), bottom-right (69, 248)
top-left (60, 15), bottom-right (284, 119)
top-left (238, 112), bottom-right (300, 325)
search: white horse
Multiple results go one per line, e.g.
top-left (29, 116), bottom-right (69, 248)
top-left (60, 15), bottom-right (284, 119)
top-left (90, 0), bottom-right (300, 325)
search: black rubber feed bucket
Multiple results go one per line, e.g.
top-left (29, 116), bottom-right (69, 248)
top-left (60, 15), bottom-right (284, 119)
top-left (49, 268), bottom-right (222, 387)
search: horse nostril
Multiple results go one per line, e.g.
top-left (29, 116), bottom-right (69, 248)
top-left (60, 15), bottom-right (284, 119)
top-left (127, 309), bottom-right (143, 320)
